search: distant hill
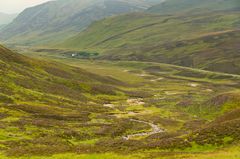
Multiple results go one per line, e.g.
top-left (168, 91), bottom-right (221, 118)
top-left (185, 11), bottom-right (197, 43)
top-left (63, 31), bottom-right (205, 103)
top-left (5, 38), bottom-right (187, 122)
top-left (0, 0), bottom-right (163, 45)
top-left (0, 12), bottom-right (17, 26)
top-left (60, 9), bottom-right (240, 74)
top-left (147, 0), bottom-right (240, 14)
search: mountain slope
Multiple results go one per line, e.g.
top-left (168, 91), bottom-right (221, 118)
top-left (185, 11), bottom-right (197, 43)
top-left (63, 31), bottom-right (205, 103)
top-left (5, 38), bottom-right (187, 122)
top-left (100, 29), bottom-right (240, 74)
top-left (60, 10), bottom-right (240, 74)
top-left (0, 0), bottom-right (162, 46)
top-left (147, 0), bottom-right (240, 14)
top-left (0, 44), bottom-right (125, 103)
top-left (0, 12), bottom-right (17, 26)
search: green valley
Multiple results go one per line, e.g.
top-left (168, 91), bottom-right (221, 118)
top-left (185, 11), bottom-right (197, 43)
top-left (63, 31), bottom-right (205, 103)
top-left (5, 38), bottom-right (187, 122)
top-left (0, 43), bottom-right (238, 158)
top-left (0, 0), bottom-right (239, 158)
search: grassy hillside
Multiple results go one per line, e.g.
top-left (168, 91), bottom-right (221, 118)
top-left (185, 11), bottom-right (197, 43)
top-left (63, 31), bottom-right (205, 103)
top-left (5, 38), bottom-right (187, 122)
top-left (0, 44), bottom-right (129, 156)
top-left (0, 0), bottom-right (163, 46)
top-left (147, 0), bottom-right (240, 14)
top-left (59, 10), bottom-right (240, 74)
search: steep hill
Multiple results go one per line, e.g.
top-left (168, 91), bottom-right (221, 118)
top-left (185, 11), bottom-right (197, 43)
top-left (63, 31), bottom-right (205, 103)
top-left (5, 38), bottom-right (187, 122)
top-left (60, 10), bottom-right (240, 74)
top-left (0, 0), bottom-right (163, 45)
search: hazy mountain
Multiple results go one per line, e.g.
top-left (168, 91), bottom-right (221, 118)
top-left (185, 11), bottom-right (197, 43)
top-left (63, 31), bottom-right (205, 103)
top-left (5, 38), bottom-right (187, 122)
top-left (0, 0), bottom-right (163, 45)
top-left (0, 12), bottom-right (17, 26)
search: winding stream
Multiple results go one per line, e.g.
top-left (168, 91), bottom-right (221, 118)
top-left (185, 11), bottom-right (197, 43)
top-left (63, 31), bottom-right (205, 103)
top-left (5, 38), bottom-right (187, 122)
top-left (123, 119), bottom-right (164, 140)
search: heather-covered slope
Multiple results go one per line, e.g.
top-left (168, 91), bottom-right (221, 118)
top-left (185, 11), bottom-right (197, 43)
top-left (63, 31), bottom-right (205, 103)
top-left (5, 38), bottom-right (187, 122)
top-left (0, 44), bottom-right (128, 155)
top-left (1, 44), bottom-right (240, 158)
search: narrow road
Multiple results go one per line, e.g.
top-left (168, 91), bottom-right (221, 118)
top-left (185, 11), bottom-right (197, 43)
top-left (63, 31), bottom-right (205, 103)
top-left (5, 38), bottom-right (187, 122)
top-left (123, 119), bottom-right (164, 140)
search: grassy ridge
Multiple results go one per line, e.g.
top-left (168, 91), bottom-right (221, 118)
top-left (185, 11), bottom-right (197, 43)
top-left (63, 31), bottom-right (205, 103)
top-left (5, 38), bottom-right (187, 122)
top-left (59, 10), bottom-right (240, 74)
top-left (147, 0), bottom-right (240, 14)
